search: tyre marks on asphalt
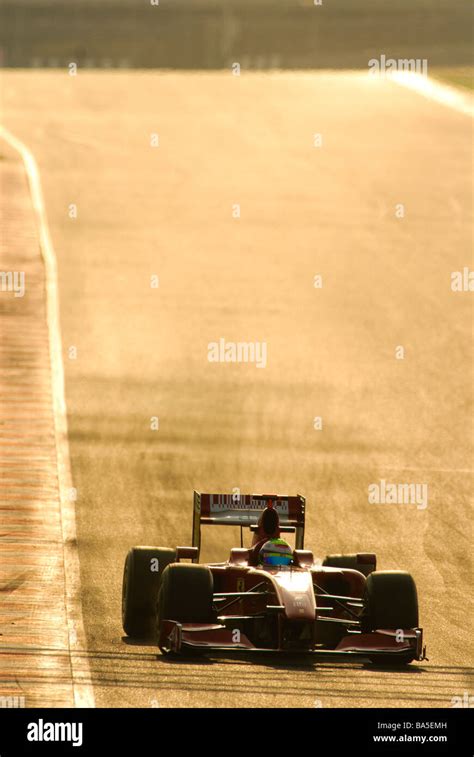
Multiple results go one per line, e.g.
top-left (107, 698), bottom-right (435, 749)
top-left (81, 649), bottom-right (473, 707)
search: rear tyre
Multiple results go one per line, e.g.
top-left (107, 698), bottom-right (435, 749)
top-left (322, 553), bottom-right (376, 577)
top-left (122, 546), bottom-right (176, 638)
top-left (362, 570), bottom-right (419, 666)
top-left (157, 564), bottom-right (214, 652)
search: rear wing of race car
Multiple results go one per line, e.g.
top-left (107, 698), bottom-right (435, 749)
top-left (192, 491), bottom-right (305, 558)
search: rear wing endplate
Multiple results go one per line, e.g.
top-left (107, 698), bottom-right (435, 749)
top-left (192, 491), bottom-right (305, 558)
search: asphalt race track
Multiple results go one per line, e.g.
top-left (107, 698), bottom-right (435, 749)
top-left (2, 70), bottom-right (472, 707)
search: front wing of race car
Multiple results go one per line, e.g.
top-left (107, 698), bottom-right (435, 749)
top-left (159, 619), bottom-right (426, 662)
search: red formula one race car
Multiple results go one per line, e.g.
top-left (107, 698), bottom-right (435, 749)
top-left (122, 492), bottom-right (426, 664)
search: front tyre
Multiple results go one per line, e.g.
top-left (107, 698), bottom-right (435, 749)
top-left (122, 546), bottom-right (176, 638)
top-left (157, 564), bottom-right (214, 653)
top-left (361, 570), bottom-right (419, 666)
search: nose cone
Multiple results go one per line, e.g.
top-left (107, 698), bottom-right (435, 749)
top-left (272, 570), bottom-right (316, 620)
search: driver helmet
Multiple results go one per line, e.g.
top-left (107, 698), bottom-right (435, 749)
top-left (259, 538), bottom-right (293, 567)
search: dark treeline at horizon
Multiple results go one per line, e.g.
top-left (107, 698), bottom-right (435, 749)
top-left (1, 1), bottom-right (471, 69)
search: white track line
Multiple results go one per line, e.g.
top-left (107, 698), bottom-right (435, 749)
top-left (389, 71), bottom-right (474, 118)
top-left (0, 125), bottom-right (95, 708)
